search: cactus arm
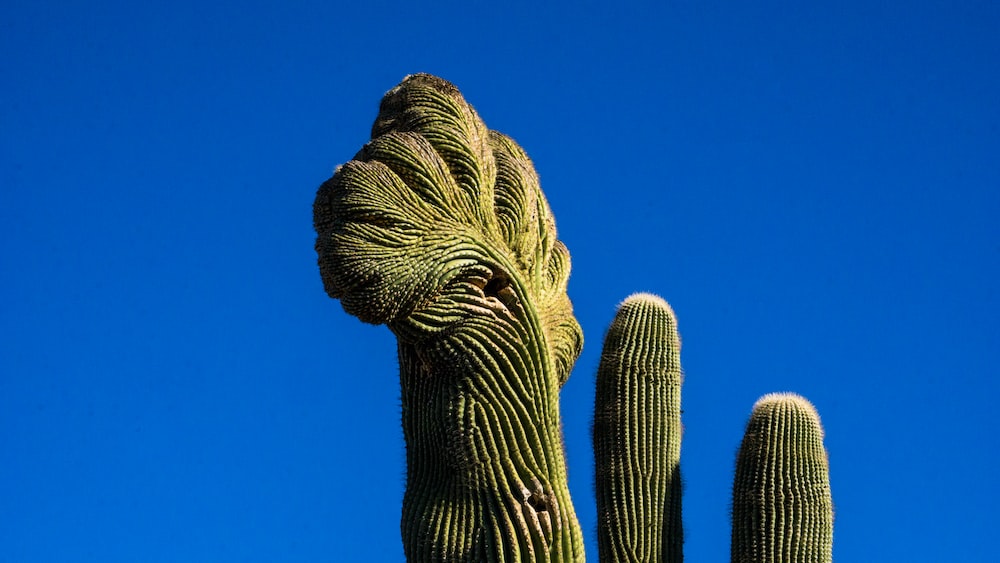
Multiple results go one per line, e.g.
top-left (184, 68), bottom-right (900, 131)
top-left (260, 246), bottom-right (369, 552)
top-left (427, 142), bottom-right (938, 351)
top-left (593, 293), bottom-right (684, 562)
top-left (314, 74), bottom-right (584, 562)
top-left (730, 393), bottom-right (834, 563)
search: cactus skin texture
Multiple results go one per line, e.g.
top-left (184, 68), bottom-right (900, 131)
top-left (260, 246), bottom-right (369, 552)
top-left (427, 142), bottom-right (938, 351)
top-left (314, 74), bottom-right (834, 562)
top-left (594, 294), bottom-right (683, 563)
top-left (731, 394), bottom-right (834, 563)
top-left (314, 74), bottom-right (585, 562)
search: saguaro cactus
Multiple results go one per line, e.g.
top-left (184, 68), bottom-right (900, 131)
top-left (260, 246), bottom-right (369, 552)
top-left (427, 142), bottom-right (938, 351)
top-left (731, 394), bottom-right (834, 563)
top-left (594, 294), bottom-right (683, 563)
top-left (314, 74), bottom-right (585, 561)
top-left (313, 74), bottom-right (833, 562)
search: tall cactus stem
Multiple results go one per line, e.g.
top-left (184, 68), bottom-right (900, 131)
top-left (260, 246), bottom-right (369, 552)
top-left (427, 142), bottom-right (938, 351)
top-left (594, 293), bottom-right (684, 562)
top-left (730, 393), bottom-right (833, 563)
top-left (314, 74), bottom-right (584, 562)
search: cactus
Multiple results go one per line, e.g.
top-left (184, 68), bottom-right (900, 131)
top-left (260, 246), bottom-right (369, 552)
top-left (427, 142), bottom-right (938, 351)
top-left (594, 294), bottom-right (683, 563)
top-left (313, 74), bottom-right (833, 562)
top-left (731, 394), bottom-right (834, 563)
top-left (314, 73), bottom-right (584, 561)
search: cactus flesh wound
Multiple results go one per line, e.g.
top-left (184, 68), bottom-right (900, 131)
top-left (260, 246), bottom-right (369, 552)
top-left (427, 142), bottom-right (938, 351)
top-left (594, 293), bottom-right (683, 562)
top-left (314, 74), bottom-right (584, 561)
top-left (731, 393), bottom-right (833, 563)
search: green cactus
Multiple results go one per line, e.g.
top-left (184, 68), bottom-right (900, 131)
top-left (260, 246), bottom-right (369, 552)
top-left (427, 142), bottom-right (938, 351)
top-left (313, 74), bottom-right (833, 562)
top-left (731, 394), bottom-right (833, 563)
top-left (594, 294), bottom-right (683, 563)
top-left (314, 73), bottom-right (585, 561)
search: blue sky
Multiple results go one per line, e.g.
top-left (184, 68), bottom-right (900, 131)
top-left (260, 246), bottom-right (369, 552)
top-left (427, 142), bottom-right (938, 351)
top-left (2, 1), bottom-right (997, 561)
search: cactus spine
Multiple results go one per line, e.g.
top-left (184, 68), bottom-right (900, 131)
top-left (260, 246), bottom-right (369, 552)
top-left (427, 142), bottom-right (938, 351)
top-left (594, 294), bottom-right (683, 563)
top-left (313, 74), bottom-right (833, 562)
top-left (731, 394), bottom-right (834, 563)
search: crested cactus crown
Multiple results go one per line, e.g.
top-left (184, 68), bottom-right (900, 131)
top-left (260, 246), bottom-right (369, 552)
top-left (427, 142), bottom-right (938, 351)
top-left (314, 73), bottom-right (581, 384)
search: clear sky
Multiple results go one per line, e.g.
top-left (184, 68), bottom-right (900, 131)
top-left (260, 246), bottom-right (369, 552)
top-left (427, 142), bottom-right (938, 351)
top-left (3, 1), bottom-right (998, 561)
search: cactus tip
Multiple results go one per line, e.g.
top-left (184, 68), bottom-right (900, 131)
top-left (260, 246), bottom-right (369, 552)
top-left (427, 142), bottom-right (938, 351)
top-left (619, 292), bottom-right (674, 312)
top-left (752, 392), bottom-right (824, 436)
